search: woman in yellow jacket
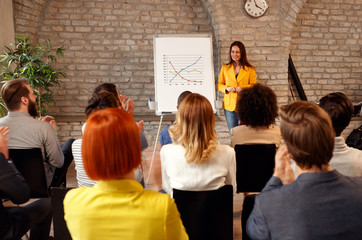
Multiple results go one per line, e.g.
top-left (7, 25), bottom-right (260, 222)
top-left (64, 108), bottom-right (188, 240)
top-left (217, 41), bottom-right (257, 133)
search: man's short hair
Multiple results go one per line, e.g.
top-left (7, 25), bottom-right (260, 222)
top-left (319, 92), bottom-right (354, 136)
top-left (280, 101), bottom-right (335, 169)
top-left (1, 79), bottom-right (30, 111)
top-left (177, 91), bottom-right (192, 106)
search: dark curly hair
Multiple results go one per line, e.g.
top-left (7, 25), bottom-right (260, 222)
top-left (236, 83), bottom-right (278, 128)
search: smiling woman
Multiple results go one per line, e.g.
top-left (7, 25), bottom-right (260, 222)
top-left (217, 41), bottom-right (257, 133)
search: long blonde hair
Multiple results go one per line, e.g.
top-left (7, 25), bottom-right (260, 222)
top-left (169, 93), bottom-right (218, 164)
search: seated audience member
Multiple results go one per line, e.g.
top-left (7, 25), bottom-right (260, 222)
top-left (0, 126), bottom-right (52, 240)
top-left (64, 108), bottom-right (189, 240)
top-left (0, 79), bottom-right (74, 188)
top-left (246, 101), bottom-right (362, 240)
top-left (73, 90), bottom-right (146, 187)
top-left (161, 93), bottom-right (236, 195)
top-left (91, 83), bottom-right (147, 148)
top-left (159, 91), bottom-right (192, 146)
top-left (231, 83), bottom-right (281, 148)
top-left (319, 92), bottom-right (362, 176)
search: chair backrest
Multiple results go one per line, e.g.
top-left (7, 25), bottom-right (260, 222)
top-left (235, 144), bottom-right (276, 193)
top-left (241, 194), bottom-right (257, 240)
top-left (50, 187), bottom-right (73, 240)
top-left (173, 185), bottom-right (233, 240)
top-left (9, 148), bottom-right (48, 198)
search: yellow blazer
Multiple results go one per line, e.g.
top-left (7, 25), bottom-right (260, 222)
top-left (217, 64), bottom-right (257, 111)
top-left (64, 179), bottom-right (189, 240)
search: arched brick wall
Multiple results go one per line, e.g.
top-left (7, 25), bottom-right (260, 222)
top-left (13, 0), bottom-right (49, 41)
top-left (13, 0), bottom-right (314, 113)
top-left (11, 0), bottom-right (361, 144)
top-left (35, 0), bottom-right (212, 115)
top-left (201, 0), bottom-right (308, 104)
top-left (290, 0), bottom-right (362, 102)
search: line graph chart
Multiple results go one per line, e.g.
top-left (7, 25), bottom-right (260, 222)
top-left (163, 55), bottom-right (205, 85)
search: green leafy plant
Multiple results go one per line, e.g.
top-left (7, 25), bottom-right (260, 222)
top-left (0, 33), bottom-right (66, 116)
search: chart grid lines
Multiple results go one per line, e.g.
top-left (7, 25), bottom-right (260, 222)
top-left (163, 54), bottom-right (205, 85)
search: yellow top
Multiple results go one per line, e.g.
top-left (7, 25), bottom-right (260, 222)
top-left (217, 64), bottom-right (257, 111)
top-left (64, 179), bottom-right (189, 240)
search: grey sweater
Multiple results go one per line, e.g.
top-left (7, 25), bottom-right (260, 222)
top-left (0, 112), bottom-right (64, 187)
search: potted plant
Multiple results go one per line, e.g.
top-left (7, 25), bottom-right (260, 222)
top-left (0, 33), bottom-right (66, 116)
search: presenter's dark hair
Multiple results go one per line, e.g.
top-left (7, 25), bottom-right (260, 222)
top-left (227, 41), bottom-right (253, 69)
top-left (319, 92), bottom-right (354, 136)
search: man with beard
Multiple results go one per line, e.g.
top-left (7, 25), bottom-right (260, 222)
top-left (0, 79), bottom-right (74, 188)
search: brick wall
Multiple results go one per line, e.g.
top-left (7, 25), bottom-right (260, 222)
top-left (11, 0), bottom-right (362, 144)
top-left (290, 0), bottom-right (362, 102)
top-left (13, 0), bottom-right (48, 41)
top-left (19, 0), bottom-right (212, 115)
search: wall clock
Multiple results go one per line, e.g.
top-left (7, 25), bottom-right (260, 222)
top-left (245, 0), bottom-right (268, 17)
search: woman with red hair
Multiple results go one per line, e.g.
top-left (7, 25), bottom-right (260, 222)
top-left (64, 108), bottom-right (188, 240)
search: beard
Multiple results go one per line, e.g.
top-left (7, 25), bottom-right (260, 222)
top-left (28, 99), bottom-right (38, 117)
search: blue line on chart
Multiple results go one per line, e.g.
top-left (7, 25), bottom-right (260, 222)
top-left (169, 56), bottom-right (202, 83)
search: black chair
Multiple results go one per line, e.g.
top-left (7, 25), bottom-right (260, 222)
top-left (173, 185), bottom-right (233, 240)
top-left (9, 148), bottom-right (48, 198)
top-left (50, 187), bottom-right (73, 240)
top-left (241, 194), bottom-right (257, 240)
top-left (234, 144), bottom-right (276, 193)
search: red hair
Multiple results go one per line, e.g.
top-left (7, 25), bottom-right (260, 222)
top-left (82, 108), bottom-right (141, 180)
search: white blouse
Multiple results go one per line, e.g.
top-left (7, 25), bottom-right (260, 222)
top-left (160, 144), bottom-right (236, 195)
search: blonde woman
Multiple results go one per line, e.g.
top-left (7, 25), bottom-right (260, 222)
top-left (160, 93), bottom-right (236, 195)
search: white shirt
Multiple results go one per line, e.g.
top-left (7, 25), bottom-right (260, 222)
top-left (72, 139), bottom-right (145, 187)
top-left (72, 139), bottom-right (97, 187)
top-left (329, 136), bottom-right (362, 177)
top-left (161, 144), bottom-right (236, 195)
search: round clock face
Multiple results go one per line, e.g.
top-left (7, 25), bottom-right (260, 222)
top-left (245, 0), bottom-right (268, 17)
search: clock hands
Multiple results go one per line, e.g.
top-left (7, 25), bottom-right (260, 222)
top-left (253, 0), bottom-right (264, 10)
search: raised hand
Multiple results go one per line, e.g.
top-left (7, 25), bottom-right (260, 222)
top-left (119, 94), bottom-right (128, 110)
top-left (137, 120), bottom-right (144, 132)
top-left (0, 126), bottom-right (10, 159)
top-left (126, 98), bottom-right (135, 116)
top-left (273, 144), bottom-right (295, 185)
top-left (39, 115), bottom-right (58, 131)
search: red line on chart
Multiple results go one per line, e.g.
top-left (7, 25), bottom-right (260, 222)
top-left (168, 61), bottom-right (203, 84)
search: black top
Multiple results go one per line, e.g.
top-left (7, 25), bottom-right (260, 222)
top-left (0, 153), bottom-right (30, 236)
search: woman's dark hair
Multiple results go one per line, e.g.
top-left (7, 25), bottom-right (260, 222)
top-left (227, 41), bottom-right (253, 69)
top-left (85, 90), bottom-right (119, 118)
top-left (236, 83), bottom-right (278, 128)
top-left (92, 83), bottom-right (120, 105)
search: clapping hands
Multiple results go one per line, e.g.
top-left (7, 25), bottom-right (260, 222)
top-left (0, 126), bottom-right (10, 159)
top-left (119, 94), bottom-right (135, 116)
